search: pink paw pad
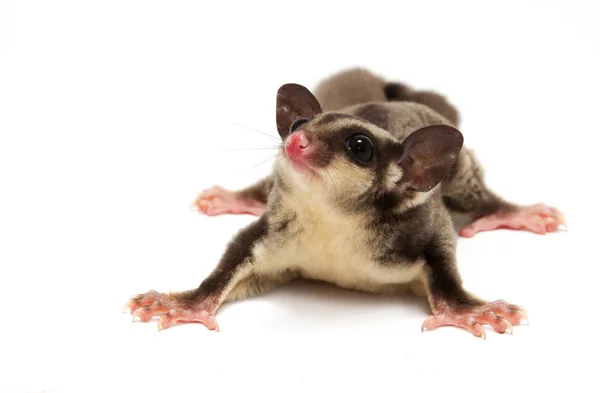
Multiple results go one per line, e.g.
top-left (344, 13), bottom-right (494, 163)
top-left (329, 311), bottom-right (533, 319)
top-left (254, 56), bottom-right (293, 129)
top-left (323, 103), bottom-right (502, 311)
top-left (192, 185), bottom-right (265, 217)
top-left (460, 203), bottom-right (567, 237)
top-left (422, 300), bottom-right (528, 339)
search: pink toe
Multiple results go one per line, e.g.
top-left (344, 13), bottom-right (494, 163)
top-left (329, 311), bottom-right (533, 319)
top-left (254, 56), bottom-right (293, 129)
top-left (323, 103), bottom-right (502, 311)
top-left (459, 226), bottom-right (476, 238)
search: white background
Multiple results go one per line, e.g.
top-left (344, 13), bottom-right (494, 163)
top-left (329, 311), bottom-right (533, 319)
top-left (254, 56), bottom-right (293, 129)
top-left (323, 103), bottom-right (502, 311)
top-left (1, 1), bottom-right (598, 392)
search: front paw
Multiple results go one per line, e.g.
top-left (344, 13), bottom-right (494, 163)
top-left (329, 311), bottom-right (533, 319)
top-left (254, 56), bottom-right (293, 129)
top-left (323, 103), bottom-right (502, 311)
top-left (192, 185), bottom-right (265, 217)
top-left (422, 299), bottom-right (528, 339)
top-left (124, 290), bottom-right (219, 332)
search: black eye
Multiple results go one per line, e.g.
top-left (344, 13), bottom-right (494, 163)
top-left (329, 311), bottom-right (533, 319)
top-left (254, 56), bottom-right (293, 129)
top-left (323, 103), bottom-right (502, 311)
top-left (345, 134), bottom-right (374, 163)
top-left (290, 118), bottom-right (310, 134)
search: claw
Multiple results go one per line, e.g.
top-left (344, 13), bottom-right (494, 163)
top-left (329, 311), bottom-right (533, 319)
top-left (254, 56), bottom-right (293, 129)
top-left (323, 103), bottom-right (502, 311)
top-left (506, 310), bottom-right (529, 326)
top-left (132, 308), bottom-right (143, 322)
top-left (198, 311), bottom-right (220, 331)
top-left (132, 307), bottom-right (153, 322)
top-left (210, 316), bottom-right (221, 332)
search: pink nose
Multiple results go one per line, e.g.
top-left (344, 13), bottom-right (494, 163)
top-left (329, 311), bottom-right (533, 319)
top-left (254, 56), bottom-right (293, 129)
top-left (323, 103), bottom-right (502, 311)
top-left (285, 131), bottom-right (312, 159)
top-left (289, 131), bottom-right (310, 149)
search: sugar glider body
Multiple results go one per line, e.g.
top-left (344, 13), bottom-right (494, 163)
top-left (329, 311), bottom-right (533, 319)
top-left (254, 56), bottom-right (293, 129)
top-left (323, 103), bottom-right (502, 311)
top-left (125, 68), bottom-right (565, 337)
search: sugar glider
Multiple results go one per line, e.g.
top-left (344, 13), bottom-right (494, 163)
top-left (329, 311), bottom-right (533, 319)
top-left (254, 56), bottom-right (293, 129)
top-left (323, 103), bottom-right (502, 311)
top-left (125, 68), bottom-right (565, 337)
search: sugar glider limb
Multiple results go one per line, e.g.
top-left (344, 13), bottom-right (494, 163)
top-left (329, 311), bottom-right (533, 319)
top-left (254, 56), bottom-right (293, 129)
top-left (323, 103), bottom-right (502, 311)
top-left (193, 68), bottom-right (566, 237)
top-left (126, 82), bottom-right (530, 337)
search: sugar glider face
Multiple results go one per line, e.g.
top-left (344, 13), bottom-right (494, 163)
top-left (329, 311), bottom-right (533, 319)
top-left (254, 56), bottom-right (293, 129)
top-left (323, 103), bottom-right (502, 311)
top-left (275, 83), bottom-right (464, 209)
top-left (279, 112), bottom-right (404, 202)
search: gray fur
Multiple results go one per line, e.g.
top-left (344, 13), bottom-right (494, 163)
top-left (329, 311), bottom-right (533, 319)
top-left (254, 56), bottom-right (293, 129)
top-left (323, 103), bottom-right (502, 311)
top-left (313, 67), bottom-right (388, 112)
top-left (314, 67), bottom-right (460, 125)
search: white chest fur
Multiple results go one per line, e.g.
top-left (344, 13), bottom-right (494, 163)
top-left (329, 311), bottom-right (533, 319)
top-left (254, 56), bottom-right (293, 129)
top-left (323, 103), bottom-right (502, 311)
top-left (252, 190), bottom-right (424, 293)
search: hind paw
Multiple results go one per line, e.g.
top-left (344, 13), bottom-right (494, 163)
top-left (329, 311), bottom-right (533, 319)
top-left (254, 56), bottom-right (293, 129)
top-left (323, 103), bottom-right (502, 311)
top-left (459, 203), bottom-right (566, 237)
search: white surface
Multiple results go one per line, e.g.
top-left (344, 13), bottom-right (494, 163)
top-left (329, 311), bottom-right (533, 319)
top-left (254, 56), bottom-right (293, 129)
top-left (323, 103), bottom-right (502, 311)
top-left (1, 1), bottom-right (598, 392)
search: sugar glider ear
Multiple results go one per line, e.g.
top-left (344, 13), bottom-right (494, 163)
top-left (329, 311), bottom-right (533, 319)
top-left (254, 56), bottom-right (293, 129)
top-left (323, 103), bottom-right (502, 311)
top-left (398, 125), bottom-right (464, 192)
top-left (276, 83), bottom-right (322, 139)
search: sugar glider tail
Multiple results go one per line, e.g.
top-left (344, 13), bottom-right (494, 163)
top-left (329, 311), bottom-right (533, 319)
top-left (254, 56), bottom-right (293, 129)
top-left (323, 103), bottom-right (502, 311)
top-left (313, 67), bottom-right (460, 126)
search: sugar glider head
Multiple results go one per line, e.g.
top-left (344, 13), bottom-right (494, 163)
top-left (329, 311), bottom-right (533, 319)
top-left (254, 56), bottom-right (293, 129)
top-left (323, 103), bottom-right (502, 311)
top-left (275, 83), bottom-right (464, 210)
